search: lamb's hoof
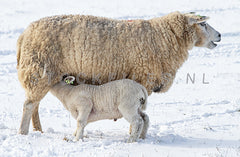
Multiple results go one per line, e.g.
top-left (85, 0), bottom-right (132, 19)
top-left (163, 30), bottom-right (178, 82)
top-left (73, 132), bottom-right (76, 137)
top-left (63, 137), bottom-right (70, 142)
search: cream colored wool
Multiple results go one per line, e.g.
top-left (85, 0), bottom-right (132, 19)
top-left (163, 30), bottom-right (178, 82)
top-left (17, 11), bottom-right (221, 134)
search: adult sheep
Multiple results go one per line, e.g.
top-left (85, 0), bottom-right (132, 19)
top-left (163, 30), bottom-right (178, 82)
top-left (17, 11), bottom-right (221, 134)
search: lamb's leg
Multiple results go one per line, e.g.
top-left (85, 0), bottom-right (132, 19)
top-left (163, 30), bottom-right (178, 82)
top-left (129, 112), bottom-right (149, 138)
top-left (129, 125), bottom-right (132, 135)
top-left (71, 111), bottom-right (78, 137)
top-left (74, 98), bottom-right (93, 141)
top-left (74, 118), bottom-right (87, 141)
top-left (118, 104), bottom-right (144, 143)
top-left (139, 111), bottom-right (149, 139)
top-left (32, 103), bottom-right (42, 132)
top-left (127, 115), bottom-right (143, 143)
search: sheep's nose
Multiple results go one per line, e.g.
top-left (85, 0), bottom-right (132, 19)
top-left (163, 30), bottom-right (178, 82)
top-left (216, 32), bottom-right (221, 42)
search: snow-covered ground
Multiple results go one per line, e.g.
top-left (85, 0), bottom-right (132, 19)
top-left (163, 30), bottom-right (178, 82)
top-left (0, 0), bottom-right (240, 156)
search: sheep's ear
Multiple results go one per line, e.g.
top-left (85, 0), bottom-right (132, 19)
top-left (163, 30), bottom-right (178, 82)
top-left (187, 12), bottom-right (196, 15)
top-left (196, 15), bottom-right (210, 23)
top-left (188, 15), bottom-right (210, 25)
top-left (188, 18), bottom-right (198, 25)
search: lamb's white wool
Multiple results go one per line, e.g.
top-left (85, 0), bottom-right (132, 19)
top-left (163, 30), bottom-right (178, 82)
top-left (50, 77), bottom-right (149, 142)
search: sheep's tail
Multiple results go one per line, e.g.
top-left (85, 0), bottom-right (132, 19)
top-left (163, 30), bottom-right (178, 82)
top-left (16, 34), bottom-right (24, 69)
top-left (140, 85), bottom-right (148, 110)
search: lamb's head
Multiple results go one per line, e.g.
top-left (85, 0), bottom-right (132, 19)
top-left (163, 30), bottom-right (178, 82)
top-left (186, 13), bottom-right (221, 49)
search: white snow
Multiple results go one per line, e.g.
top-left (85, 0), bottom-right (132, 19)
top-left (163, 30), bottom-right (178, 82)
top-left (0, 0), bottom-right (240, 156)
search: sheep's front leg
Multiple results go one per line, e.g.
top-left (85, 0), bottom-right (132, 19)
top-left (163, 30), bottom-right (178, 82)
top-left (73, 98), bottom-right (93, 142)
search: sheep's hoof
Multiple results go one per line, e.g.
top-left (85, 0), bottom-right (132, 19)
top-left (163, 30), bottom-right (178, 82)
top-left (139, 134), bottom-right (146, 139)
top-left (33, 128), bottom-right (43, 133)
top-left (18, 129), bottom-right (28, 135)
top-left (127, 137), bottom-right (137, 143)
top-left (73, 137), bottom-right (84, 142)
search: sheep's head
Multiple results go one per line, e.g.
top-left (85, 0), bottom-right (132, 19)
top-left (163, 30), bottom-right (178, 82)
top-left (186, 13), bottom-right (221, 49)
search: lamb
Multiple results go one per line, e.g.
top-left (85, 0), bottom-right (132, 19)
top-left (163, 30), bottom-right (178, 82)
top-left (50, 76), bottom-right (149, 142)
top-left (17, 11), bottom-right (221, 134)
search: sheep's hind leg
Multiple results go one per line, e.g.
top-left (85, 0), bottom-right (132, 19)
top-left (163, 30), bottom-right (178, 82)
top-left (32, 103), bottom-right (42, 132)
top-left (139, 111), bottom-right (149, 139)
top-left (118, 104), bottom-right (144, 143)
top-left (19, 100), bottom-right (39, 135)
top-left (74, 98), bottom-right (93, 141)
top-left (18, 78), bottom-right (50, 135)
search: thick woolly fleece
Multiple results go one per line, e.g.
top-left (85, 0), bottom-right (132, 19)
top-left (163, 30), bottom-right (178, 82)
top-left (17, 11), bottom-right (197, 102)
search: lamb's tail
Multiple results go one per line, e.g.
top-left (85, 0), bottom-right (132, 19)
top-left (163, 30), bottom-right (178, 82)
top-left (140, 85), bottom-right (148, 110)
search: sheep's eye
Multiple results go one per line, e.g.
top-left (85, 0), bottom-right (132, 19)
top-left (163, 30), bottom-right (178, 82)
top-left (200, 22), bottom-right (206, 27)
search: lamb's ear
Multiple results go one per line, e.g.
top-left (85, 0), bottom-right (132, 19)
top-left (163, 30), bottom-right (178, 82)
top-left (64, 76), bottom-right (75, 84)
